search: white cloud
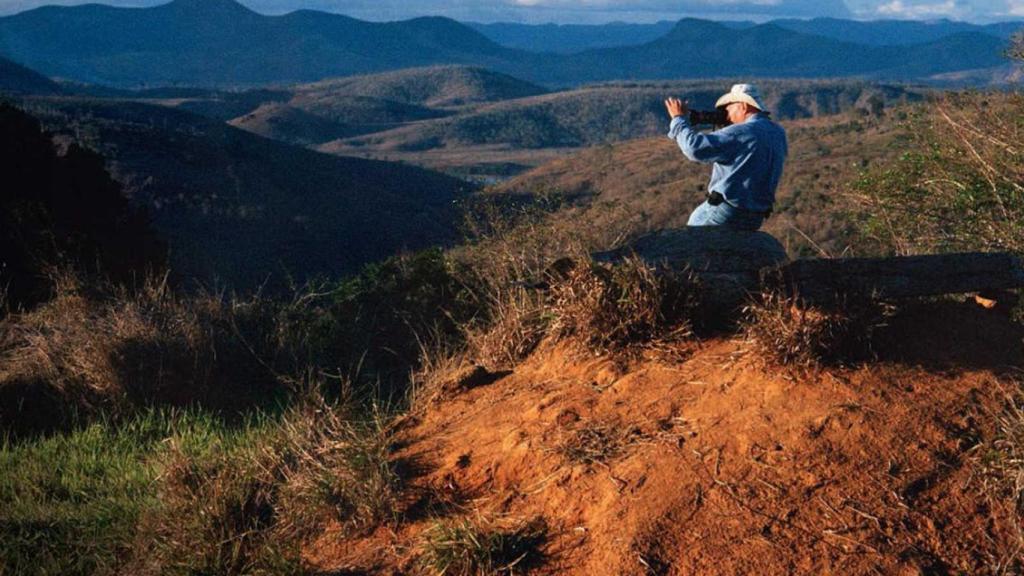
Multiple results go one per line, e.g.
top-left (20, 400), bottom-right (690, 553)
top-left (1007, 0), bottom-right (1024, 15)
top-left (875, 0), bottom-right (964, 17)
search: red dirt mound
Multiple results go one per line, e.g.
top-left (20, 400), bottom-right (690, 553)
top-left (309, 300), bottom-right (1024, 574)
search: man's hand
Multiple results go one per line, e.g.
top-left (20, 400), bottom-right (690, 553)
top-left (664, 97), bottom-right (688, 120)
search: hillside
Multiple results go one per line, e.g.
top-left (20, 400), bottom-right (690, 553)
top-left (225, 66), bottom-right (547, 144)
top-left (13, 96), bottom-right (473, 288)
top-left (317, 80), bottom-right (924, 179)
top-left (537, 21), bottom-right (1008, 85)
top-left (294, 66), bottom-right (548, 109)
top-left (0, 4), bottom-right (1015, 88)
top-left (305, 299), bottom-right (1024, 574)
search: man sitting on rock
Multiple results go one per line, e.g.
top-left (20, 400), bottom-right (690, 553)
top-left (665, 84), bottom-right (788, 231)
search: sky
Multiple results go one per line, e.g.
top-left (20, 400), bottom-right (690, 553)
top-left (1, 0), bottom-right (1022, 23)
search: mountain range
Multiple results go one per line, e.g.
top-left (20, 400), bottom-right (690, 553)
top-left (471, 18), bottom-right (1022, 53)
top-left (0, 0), bottom-right (1018, 88)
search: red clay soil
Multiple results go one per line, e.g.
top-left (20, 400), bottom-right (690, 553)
top-left (309, 300), bottom-right (1024, 575)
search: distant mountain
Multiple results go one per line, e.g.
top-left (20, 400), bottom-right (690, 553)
top-left (0, 0), bottom-right (526, 87)
top-left (0, 56), bottom-right (62, 95)
top-left (471, 18), bottom-right (1023, 53)
top-left (771, 17), bottom-right (1022, 46)
top-left (14, 96), bottom-right (473, 288)
top-left (536, 20), bottom-right (1009, 84)
top-left (0, 3), bottom-right (1014, 88)
top-left (468, 21), bottom-right (677, 53)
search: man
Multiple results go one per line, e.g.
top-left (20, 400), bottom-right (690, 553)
top-left (664, 83), bottom-right (788, 231)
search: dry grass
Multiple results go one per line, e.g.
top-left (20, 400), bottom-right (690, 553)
top-left (973, 384), bottom-right (1024, 574)
top-left (742, 289), bottom-right (894, 367)
top-left (548, 256), bottom-right (700, 356)
top-left (275, 395), bottom-right (401, 539)
top-left (0, 273), bottom-right (287, 435)
top-left (132, 389), bottom-right (401, 575)
top-left (556, 421), bottom-right (639, 467)
top-left (417, 516), bottom-right (547, 576)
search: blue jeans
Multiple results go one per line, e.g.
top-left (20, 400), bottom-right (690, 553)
top-left (687, 200), bottom-right (765, 231)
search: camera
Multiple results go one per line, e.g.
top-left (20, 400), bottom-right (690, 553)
top-left (689, 108), bottom-right (730, 127)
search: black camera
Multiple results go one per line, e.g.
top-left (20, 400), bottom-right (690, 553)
top-left (689, 109), bottom-right (730, 127)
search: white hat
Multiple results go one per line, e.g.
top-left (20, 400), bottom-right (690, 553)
top-left (715, 83), bottom-right (766, 111)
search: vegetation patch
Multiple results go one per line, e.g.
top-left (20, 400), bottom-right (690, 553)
top-left (548, 257), bottom-right (700, 356)
top-left (417, 517), bottom-right (547, 576)
top-left (742, 290), bottom-right (894, 367)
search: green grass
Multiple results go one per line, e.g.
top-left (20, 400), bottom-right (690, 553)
top-left (0, 410), bottom-right (277, 576)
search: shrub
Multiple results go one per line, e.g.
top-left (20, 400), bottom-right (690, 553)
top-left (848, 92), bottom-right (1024, 256)
top-left (548, 257), bottom-right (699, 355)
top-left (742, 290), bottom-right (893, 367)
top-left (417, 517), bottom-right (546, 576)
top-left (0, 274), bottom-right (286, 436)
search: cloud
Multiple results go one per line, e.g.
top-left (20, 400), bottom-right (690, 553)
top-left (875, 0), bottom-right (964, 18)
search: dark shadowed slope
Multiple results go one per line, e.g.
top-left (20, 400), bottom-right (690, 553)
top-left (15, 96), bottom-right (474, 288)
top-left (0, 56), bottom-right (62, 95)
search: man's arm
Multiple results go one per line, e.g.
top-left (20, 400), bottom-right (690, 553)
top-left (664, 97), bottom-right (738, 164)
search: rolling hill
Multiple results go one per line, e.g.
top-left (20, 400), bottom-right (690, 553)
top-left (11, 96), bottom-right (473, 288)
top-left (208, 66), bottom-right (547, 146)
top-left (0, 2), bottom-right (1015, 88)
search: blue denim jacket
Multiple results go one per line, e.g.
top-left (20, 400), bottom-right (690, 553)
top-left (668, 113), bottom-right (788, 213)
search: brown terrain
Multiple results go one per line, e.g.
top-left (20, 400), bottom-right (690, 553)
top-left (308, 299), bottom-right (1024, 574)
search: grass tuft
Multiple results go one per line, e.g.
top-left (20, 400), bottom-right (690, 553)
top-left (548, 256), bottom-right (699, 355)
top-left (741, 289), bottom-right (894, 367)
top-left (417, 517), bottom-right (546, 576)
